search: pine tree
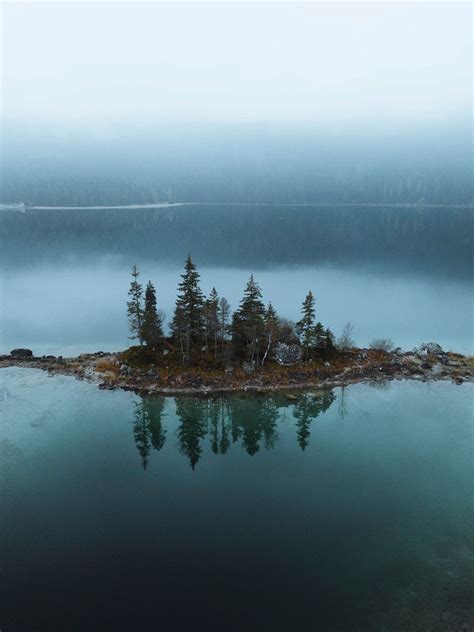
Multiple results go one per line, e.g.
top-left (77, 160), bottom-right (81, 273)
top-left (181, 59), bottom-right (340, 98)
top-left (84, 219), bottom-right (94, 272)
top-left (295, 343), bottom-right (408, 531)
top-left (262, 302), bottom-right (280, 365)
top-left (296, 291), bottom-right (317, 358)
top-left (314, 321), bottom-right (325, 348)
top-left (324, 327), bottom-right (335, 350)
top-left (204, 287), bottom-right (219, 357)
top-left (232, 274), bottom-right (266, 363)
top-left (127, 264), bottom-right (144, 346)
top-left (142, 281), bottom-right (163, 350)
top-left (171, 256), bottom-right (204, 361)
top-left (171, 302), bottom-right (186, 361)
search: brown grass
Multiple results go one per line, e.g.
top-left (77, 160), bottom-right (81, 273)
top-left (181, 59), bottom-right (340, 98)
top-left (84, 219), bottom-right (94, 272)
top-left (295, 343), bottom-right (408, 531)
top-left (101, 371), bottom-right (118, 384)
top-left (95, 359), bottom-right (117, 373)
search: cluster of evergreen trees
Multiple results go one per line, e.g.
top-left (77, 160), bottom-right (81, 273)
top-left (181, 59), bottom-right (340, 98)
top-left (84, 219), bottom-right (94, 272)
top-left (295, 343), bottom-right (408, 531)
top-left (127, 265), bottom-right (164, 350)
top-left (127, 256), bottom-right (335, 365)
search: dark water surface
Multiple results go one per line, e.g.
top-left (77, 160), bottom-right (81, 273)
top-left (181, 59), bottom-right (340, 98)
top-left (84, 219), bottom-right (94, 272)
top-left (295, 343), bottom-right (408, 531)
top-left (1, 369), bottom-right (473, 631)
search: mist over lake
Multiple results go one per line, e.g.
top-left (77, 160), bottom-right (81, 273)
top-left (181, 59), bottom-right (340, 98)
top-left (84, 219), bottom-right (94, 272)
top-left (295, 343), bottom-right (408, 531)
top-left (1, 258), bottom-right (473, 357)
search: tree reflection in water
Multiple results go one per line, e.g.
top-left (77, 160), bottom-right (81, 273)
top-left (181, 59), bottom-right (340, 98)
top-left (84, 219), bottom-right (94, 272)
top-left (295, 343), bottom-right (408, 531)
top-left (132, 389), bottom-right (338, 469)
top-left (132, 397), bottom-right (166, 469)
top-left (176, 398), bottom-right (208, 469)
top-left (293, 391), bottom-right (336, 450)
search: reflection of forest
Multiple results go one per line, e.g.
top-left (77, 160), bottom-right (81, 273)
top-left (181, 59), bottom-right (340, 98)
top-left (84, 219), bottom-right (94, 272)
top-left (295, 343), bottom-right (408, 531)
top-left (133, 397), bottom-right (167, 469)
top-left (132, 391), bottom-right (337, 469)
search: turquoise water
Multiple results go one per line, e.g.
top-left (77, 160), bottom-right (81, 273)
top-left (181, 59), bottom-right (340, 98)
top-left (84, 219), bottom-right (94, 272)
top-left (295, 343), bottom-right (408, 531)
top-left (1, 368), bottom-right (473, 631)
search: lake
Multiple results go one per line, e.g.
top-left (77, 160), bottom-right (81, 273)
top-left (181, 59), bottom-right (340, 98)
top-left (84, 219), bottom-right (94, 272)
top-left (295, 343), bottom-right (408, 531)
top-left (0, 205), bottom-right (472, 630)
top-left (1, 369), bottom-right (472, 631)
top-left (1, 261), bottom-right (472, 357)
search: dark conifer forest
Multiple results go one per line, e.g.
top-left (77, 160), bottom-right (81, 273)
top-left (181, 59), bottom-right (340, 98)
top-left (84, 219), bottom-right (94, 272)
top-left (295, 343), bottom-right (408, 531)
top-left (2, 124), bottom-right (471, 206)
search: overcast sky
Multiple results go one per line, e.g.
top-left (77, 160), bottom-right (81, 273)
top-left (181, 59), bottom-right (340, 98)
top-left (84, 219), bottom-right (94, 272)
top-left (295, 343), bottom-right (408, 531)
top-left (1, 2), bottom-right (472, 128)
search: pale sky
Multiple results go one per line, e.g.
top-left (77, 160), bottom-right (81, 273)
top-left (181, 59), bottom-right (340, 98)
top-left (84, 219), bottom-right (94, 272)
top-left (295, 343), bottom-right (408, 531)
top-left (1, 2), bottom-right (472, 126)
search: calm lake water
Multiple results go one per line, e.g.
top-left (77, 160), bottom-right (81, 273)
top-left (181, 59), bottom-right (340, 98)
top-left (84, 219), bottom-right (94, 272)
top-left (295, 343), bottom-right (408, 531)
top-left (1, 261), bottom-right (472, 356)
top-left (1, 368), bottom-right (473, 631)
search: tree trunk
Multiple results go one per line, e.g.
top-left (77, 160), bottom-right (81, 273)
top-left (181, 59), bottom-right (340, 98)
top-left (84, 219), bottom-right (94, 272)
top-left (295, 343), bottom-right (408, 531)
top-left (262, 332), bottom-right (272, 366)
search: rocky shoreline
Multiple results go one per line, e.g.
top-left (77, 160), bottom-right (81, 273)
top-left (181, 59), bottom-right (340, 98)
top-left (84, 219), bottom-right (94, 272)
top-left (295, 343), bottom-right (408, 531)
top-left (1, 344), bottom-right (472, 397)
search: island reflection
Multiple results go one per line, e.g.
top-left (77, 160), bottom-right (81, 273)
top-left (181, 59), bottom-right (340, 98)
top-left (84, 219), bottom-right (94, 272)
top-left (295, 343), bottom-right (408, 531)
top-left (133, 390), bottom-right (337, 469)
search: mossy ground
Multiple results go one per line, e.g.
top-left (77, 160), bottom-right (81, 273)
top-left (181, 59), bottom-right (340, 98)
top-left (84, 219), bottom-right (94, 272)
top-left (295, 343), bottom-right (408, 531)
top-left (109, 345), bottom-right (395, 391)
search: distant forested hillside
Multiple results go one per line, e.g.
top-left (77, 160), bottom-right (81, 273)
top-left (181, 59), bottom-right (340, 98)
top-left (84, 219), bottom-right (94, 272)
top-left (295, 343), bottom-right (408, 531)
top-left (1, 123), bottom-right (472, 206)
top-left (1, 205), bottom-right (471, 277)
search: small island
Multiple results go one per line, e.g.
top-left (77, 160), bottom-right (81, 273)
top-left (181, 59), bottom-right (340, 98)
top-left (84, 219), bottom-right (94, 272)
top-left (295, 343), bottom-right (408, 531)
top-left (2, 256), bottom-right (472, 395)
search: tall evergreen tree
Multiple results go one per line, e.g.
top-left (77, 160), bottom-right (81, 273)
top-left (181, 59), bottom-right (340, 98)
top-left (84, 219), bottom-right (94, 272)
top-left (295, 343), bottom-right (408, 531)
top-left (296, 291), bottom-right (318, 358)
top-left (127, 264), bottom-right (144, 346)
top-left (142, 280), bottom-right (163, 350)
top-left (324, 327), bottom-right (335, 351)
top-left (171, 256), bottom-right (204, 361)
top-left (262, 302), bottom-right (280, 365)
top-left (232, 274), bottom-right (266, 363)
top-left (171, 302), bottom-right (187, 361)
top-left (314, 321), bottom-right (325, 349)
top-left (204, 287), bottom-right (219, 357)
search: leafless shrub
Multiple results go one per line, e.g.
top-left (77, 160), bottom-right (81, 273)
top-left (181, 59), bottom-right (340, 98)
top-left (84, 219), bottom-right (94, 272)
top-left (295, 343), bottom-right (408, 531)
top-left (370, 338), bottom-right (395, 352)
top-left (337, 322), bottom-right (355, 351)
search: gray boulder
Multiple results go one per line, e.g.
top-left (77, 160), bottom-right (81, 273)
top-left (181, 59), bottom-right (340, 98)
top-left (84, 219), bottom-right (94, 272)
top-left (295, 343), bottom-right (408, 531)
top-left (10, 348), bottom-right (33, 358)
top-left (413, 342), bottom-right (444, 357)
top-left (242, 361), bottom-right (255, 374)
top-left (273, 343), bottom-right (302, 366)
